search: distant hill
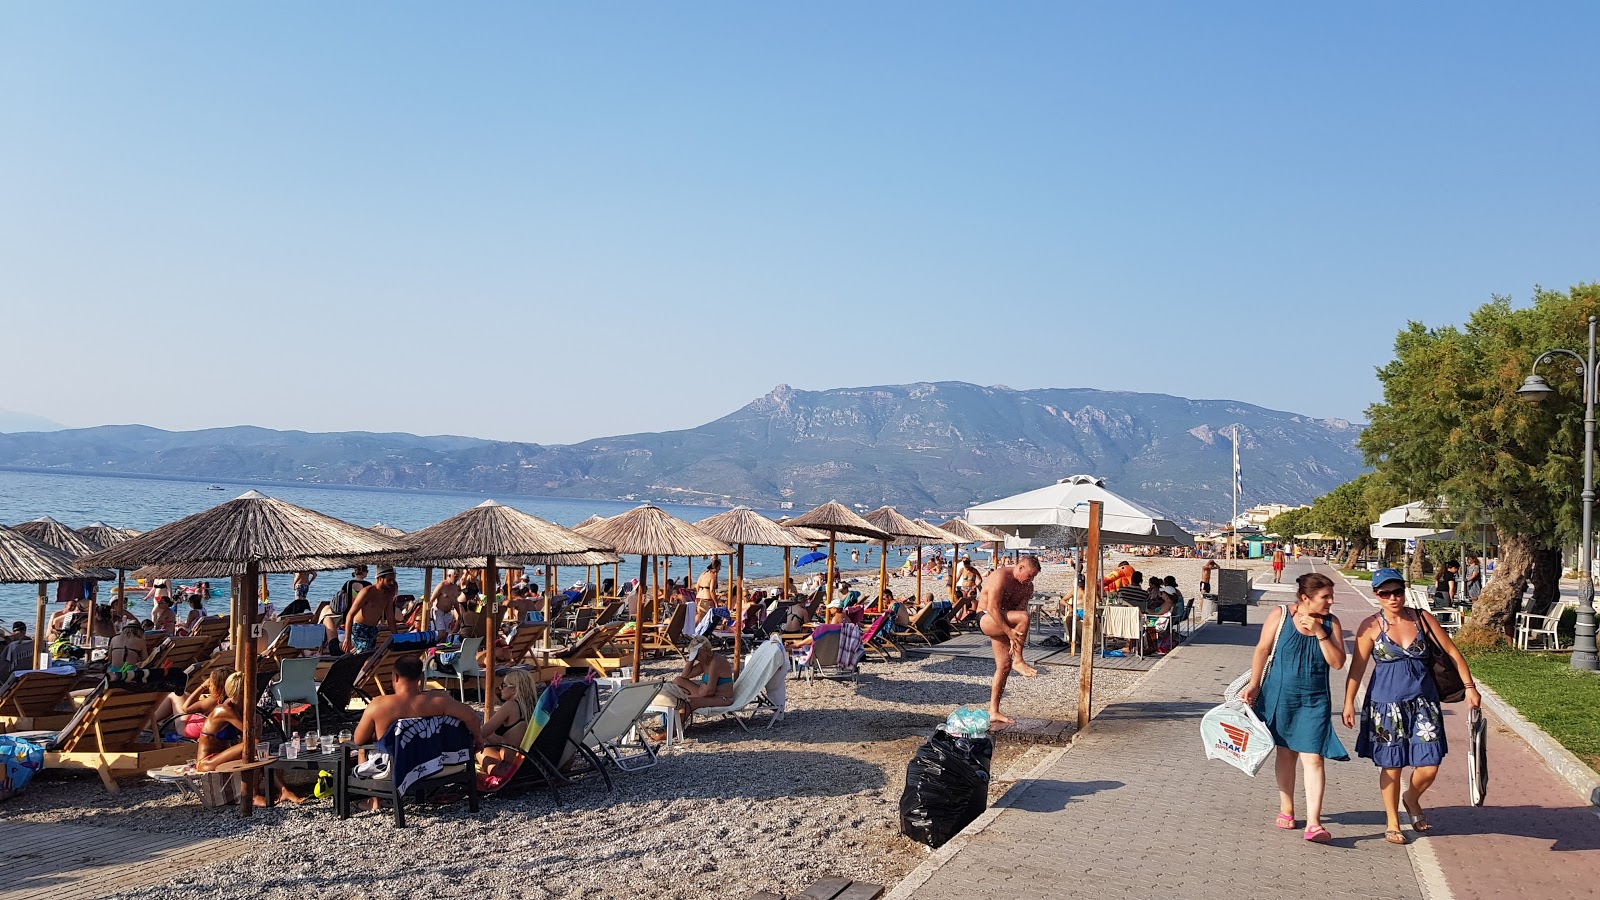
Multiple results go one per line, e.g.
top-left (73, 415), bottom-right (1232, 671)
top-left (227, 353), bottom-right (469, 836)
top-left (0, 409), bottom-right (65, 433)
top-left (0, 383), bottom-right (1364, 525)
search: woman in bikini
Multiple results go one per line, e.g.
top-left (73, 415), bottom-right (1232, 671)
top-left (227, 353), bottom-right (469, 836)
top-left (670, 637), bottom-right (735, 716)
top-left (150, 667), bottom-right (230, 741)
top-left (195, 672), bottom-right (303, 806)
top-left (478, 669), bottom-right (541, 783)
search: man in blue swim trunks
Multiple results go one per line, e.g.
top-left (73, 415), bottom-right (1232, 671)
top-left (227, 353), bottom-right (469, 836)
top-left (343, 564), bottom-right (398, 654)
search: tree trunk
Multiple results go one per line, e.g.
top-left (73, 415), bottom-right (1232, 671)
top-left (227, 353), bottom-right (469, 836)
top-left (1531, 546), bottom-right (1562, 608)
top-left (1457, 531), bottom-right (1535, 648)
top-left (1406, 549), bottom-right (1426, 584)
top-left (1342, 537), bottom-right (1368, 570)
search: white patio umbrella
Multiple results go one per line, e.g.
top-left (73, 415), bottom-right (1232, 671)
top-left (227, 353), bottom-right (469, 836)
top-left (966, 475), bottom-right (1195, 549)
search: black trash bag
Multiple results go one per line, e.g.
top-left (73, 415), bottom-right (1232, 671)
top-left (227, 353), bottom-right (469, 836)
top-left (899, 725), bottom-right (993, 848)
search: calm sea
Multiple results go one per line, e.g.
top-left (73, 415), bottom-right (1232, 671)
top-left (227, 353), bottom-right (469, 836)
top-left (0, 469), bottom-right (900, 627)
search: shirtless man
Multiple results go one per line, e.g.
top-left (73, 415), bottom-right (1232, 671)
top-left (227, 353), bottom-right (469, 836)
top-left (977, 555), bottom-right (1042, 725)
top-left (344, 565), bottom-right (398, 654)
top-left (429, 570), bottom-right (462, 634)
top-left (347, 654), bottom-right (483, 808)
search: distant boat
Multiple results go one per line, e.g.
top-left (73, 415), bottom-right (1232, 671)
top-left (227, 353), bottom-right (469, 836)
top-left (206, 484), bottom-right (225, 491)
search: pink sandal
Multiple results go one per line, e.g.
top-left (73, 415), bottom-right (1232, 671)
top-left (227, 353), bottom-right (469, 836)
top-left (1275, 813), bottom-right (1296, 830)
top-left (1304, 824), bottom-right (1332, 843)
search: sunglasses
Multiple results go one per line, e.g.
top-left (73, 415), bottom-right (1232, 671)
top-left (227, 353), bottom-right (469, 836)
top-left (1374, 588), bottom-right (1405, 599)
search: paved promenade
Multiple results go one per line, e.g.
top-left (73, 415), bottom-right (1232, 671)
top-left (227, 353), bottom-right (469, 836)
top-left (892, 559), bottom-right (1600, 900)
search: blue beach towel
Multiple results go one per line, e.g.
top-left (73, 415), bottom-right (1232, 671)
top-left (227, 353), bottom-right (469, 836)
top-left (0, 736), bottom-right (44, 801)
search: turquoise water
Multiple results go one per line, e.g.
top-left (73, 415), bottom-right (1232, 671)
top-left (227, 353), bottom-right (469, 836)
top-left (0, 469), bottom-right (904, 627)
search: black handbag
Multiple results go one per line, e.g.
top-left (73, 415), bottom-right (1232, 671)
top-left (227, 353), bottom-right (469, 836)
top-left (1417, 611), bottom-right (1466, 703)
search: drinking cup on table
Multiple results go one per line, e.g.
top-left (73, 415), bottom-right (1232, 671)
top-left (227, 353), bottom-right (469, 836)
top-left (255, 741), bottom-right (269, 759)
top-left (285, 740), bottom-right (299, 760)
top-left (320, 734), bottom-right (336, 754)
top-left (338, 729), bottom-right (353, 745)
top-left (305, 731), bottom-right (320, 754)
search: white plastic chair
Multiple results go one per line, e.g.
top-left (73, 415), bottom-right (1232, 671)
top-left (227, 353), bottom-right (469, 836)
top-left (1516, 600), bottom-right (1573, 651)
top-left (270, 656), bottom-right (321, 738)
top-left (426, 637), bottom-right (483, 701)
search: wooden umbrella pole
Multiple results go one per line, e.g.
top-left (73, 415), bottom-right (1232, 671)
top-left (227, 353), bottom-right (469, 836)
top-left (783, 547), bottom-right (791, 600)
top-left (483, 559), bottom-right (498, 718)
top-left (33, 583), bottom-right (46, 668)
top-left (732, 545), bottom-right (745, 673)
top-left (915, 544), bottom-right (923, 606)
top-left (630, 555), bottom-right (647, 683)
top-left (1077, 501), bottom-right (1103, 732)
top-left (878, 540), bottom-right (888, 610)
top-left (239, 560), bottom-right (260, 818)
top-left (949, 544), bottom-right (960, 604)
top-left (421, 567), bottom-right (435, 635)
top-left (825, 533), bottom-right (836, 610)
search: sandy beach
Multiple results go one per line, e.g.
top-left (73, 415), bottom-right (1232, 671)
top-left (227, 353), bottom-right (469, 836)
top-left (2, 556), bottom-right (1271, 899)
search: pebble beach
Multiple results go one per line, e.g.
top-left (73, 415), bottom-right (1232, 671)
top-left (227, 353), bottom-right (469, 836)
top-left (2, 556), bottom-right (1275, 899)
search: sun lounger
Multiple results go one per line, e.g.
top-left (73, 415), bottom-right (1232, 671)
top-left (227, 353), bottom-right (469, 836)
top-left (143, 634), bottom-right (223, 677)
top-left (16, 672), bottom-right (190, 791)
top-left (582, 680), bottom-right (666, 773)
top-left (492, 677), bottom-right (605, 804)
top-left (531, 624), bottom-right (626, 677)
top-left (501, 623), bottom-right (548, 668)
top-left (354, 639), bottom-right (401, 699)
top-left (638, 603), bottom-right (688, 659)
top-left (0, 670), bottom-right (80, 732)
top-left (691, 636), bottom-right (788, 731)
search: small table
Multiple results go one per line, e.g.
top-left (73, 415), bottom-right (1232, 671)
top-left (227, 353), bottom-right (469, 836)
top-left (263, 749), bottom-right (343, 808)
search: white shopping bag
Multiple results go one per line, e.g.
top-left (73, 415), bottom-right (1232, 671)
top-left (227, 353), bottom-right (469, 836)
top-left (1200, 699), bottom-right (1274, 776)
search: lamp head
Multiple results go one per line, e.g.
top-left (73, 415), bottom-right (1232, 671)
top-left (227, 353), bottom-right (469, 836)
top-left (1516, 373), bottom-right (1555, 403)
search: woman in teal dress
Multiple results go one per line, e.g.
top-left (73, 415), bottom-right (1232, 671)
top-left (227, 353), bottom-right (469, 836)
top-left (1241, 572), bottom-right (1348, 843)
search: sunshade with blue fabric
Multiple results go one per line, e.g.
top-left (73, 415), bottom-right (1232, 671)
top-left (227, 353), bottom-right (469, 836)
top-left (966, 475), bottom-right (1195, 549)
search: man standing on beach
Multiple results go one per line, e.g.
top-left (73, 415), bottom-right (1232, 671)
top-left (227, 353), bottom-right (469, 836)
top-left (978, 555), bottom-right (1041, 725)
top-left (429, 570), bottom-right (463, 635)
top-left (344, 565), bottom-right (397, 654)
top-left (1201, 558), bottom-right (1218, 596)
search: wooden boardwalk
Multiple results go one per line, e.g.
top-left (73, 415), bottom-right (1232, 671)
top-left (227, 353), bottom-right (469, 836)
top-left (0, 821), bottom-right (247, 900)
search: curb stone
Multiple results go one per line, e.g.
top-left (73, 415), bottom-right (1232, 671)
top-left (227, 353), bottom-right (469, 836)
top-left (881, 619), bottom-right (1211, 900)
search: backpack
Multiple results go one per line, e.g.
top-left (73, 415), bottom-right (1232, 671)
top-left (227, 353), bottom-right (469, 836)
top-left (332, 579), bottom-right (369, 616)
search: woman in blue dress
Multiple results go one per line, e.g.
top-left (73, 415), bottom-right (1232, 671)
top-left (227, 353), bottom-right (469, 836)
top-left (1241, 572), bottom-right (1347, 843)
top-left (1343, 569), bottom-right (1480, 845)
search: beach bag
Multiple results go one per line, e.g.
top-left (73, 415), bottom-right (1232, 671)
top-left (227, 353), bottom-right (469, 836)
top-left (199, 771), bottom-right (242, 809)
top-left (1200, 699), bottom-right (1274, 776)
top-left (899, 726), bottom-right (993, 848)
top-left (1224, 604), bottom-right (1289, 701)
top-left (0, 736), bottom-right (44, 801)
top-left (1418, 612), bottom-right (1466, 703)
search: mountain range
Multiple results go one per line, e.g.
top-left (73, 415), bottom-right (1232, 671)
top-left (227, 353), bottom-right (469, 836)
top-left (0, 382), bottom-right (1365, 526)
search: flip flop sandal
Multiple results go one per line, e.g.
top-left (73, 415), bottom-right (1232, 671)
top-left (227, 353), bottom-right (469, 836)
top-left (1384, 829), bottom-right (1409, 845)
top-left (1275, 813), bottom-right (1296, 830)
top-left (1410, 813), bottom-right (1431, 833)
top-left (1304, 825), bottom-right (1332, 843)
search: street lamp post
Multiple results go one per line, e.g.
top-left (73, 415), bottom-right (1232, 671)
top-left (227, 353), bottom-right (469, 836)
top-left (1516, 314), bottom-right (1599, 672)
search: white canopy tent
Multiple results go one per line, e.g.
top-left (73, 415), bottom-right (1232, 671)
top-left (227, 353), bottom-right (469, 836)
top-left (967, 475), bottom-right (1195, 549)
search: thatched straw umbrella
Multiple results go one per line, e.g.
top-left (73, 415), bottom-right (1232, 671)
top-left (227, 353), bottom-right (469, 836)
top-left (78, 490), bottom-right (410, 818)
top-left (394, 500), bottom-right (610, 713)
top-left (11, 517), bottom-right (115, 655)
top-left (775, 517), bottom-right (827, 599)
top-left (938, 517), bottom-right (1006, 598)
top-left (0, 527), bottom-right (100, 668)
top-left (862, 507), bottom-right (933, 610)
top-left (77, 523), bottom-right (141, 648)
top-left (695, 507), bottom-right (813, 670)
top-left (577, 506), bottom-right (732, 682)
top-left (784, 502), bottom-right (891, 612)
top-left (902, 519), bottom-right (962, 608)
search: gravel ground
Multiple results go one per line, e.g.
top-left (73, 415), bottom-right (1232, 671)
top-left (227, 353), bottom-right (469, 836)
top-left (0, 558), bottom-right (1257, 899)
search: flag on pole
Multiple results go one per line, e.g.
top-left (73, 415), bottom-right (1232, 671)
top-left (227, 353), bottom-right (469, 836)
top-left (1233, 428), bottom-right (1243, 497)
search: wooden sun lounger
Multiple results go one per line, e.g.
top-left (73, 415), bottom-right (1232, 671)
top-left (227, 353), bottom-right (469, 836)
top-left (638, 603), bottom-right (688, 659)
top-left (353, 638), bottom-right (399, 698)
top-left (531, 624), bottom-right (626, 677)
top-left (24, 679), bottom-right (190, 791)
top-left (0, 671), bottom-right (81, 732)
top-left (503, 623), bottom-right (548, 666)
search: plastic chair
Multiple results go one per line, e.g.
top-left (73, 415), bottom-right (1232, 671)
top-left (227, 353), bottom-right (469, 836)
top-left (427, 637), bottom-right (482, 701)
top-left (270, 657), bottom-right (321, 739)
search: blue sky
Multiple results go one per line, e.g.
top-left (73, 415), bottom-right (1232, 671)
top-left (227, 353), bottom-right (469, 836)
top-left (3, 4), bottom-right (1596, 443)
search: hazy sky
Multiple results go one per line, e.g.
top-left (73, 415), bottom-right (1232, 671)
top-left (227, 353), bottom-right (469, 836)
top-left (4, 4), bottom-right (1596, 444)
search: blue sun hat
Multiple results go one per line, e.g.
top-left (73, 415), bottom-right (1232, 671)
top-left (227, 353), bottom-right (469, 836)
top-left (1371, 568), bottom-right (1406, 591)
